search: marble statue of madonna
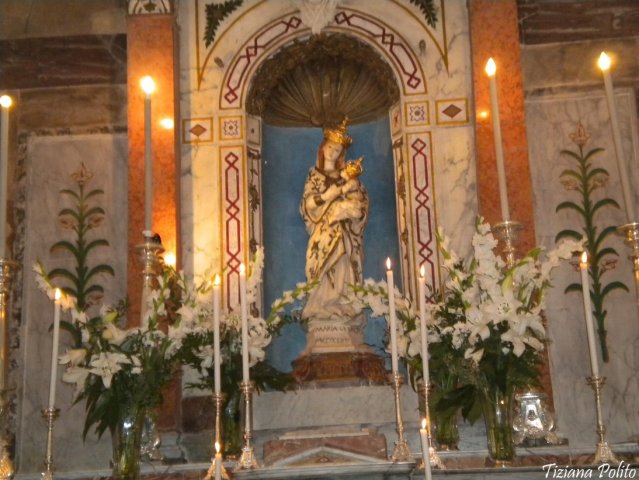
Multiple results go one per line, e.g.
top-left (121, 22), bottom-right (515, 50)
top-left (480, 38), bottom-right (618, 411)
top-left (299, 119), bottom-right (370, 354)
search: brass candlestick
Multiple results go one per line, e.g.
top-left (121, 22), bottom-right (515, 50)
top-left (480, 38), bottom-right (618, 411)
top-left (0, 258), bottom-right (17, 480)
top-left (237, 381), bottom-right (258, 470)
top-left (41, 407), bottom-right (60, 480)
top-left (492, 220), bottom-right (523, 268)
top-left (586, 376), bottom-right (619, 464)
top-left (204, 392), bottom-right (229, 480)
top-left (388, 372), bottom-right (412, 462)
top-left (417, 382), bottom-right (445, 469)
top-left (136, 233), bottom-right (164, 295)
top-left (618, 222), bottom-right (639, 312)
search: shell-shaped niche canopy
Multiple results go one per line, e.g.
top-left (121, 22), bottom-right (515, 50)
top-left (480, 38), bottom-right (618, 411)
top-left (247, 33), bottom-right (400, 128)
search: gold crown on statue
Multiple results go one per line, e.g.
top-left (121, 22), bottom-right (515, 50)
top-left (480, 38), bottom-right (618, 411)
top-left (344, 158), bottom-right (364, 179)
top-left (323, 117), bottom-right (353, 148)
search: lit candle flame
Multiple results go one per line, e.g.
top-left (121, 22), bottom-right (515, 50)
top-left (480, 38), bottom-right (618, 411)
top-left (160, 118), bottom-right (174, 129)
top-left (485, 57), bottom-right (496, 77)
top-left (140, 76), bottom-right (156, 95)
top-left (597, 51), bottom-right (611, 71)
top-left (213, 274), bottom-right (221, 286)
top-left (581, 251), bottom-right (588, 265)
top-left (239, 263), bottom-right (246, 275)
top-left (164, 252), bottom-right (176, 268)
top-left (421, 418), bottom-right (427, 430)
top-left (54, 288), bottom-right (62, 301)
top-left (0, 95), bottom-right (12, 108)
top-left (385, 257), bottom-right (391, 271)
top-left (420, 265), bottom-right (425, 278)
top-left (215, 441), bottom-right (220, 454)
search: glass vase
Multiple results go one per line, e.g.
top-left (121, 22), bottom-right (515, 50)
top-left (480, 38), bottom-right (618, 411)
top-left (112, 406), bottom-right (146, 480)
top-left (479, 385), bottom-right (515, 465)
top-left (432, 410), bottom-right (460, 451)
top-left (222, 390), bottom-right (242, 457)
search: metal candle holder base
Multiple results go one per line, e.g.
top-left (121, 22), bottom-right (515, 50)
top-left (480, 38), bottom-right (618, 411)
top-left (618, 222), bottom-right (639, 312)
top-left (417, 382), bottom-right (445, 470)
top-left (388, 372), bottom-right (412, 463)
top-left (237, 381), bottom-right (259, 470)
top-left (492, 220), bottom-right (523, 268)
top-left (136, 233), bottom-right (165, 291)
top-left (204, 392), bottom-right (229, 480)
top-left (41, 407), bottom-right (60, 480)
top-left (586, 376), bottom-right (619, 465)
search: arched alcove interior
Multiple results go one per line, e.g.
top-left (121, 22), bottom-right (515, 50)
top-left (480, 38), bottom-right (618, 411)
top-left (247, 33), bottom-right (402, 372)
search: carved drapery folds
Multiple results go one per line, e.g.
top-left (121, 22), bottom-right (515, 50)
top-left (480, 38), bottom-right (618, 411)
top-left (247, 33), bottom-right (399, 127)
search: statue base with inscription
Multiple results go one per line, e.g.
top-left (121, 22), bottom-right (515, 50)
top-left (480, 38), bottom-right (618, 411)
top-left (292, 352), bottom-right (386, 384)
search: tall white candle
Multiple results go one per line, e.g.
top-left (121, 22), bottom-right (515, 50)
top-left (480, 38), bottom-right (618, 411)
top-left (48, 289), bottom-right (62, 408)
top-left (239, 264), bottom-right (249, 383)
top-left (485, 58), bottom-right (510, 222)
top-left (420, 418), bottom-right (433, 480)
top-left (418, 266), bottom-right (430, 383)
top-left (140, 76), bottom-right (155, 233)
top-left (214, 441), bottom-right (222, 480)
top-left (580, 252), bottom-right (600, 378)
top-left (213, 275), bottom-right (221, 395)
top-left (0, 95), bottom-right (12, 259)
top-left (386, 258), bottom-right (399, 373)
top-left (598, 51), bottom-right (635, 223)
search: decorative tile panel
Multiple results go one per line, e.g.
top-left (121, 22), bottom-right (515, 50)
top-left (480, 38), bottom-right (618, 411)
top-left (404, 101), bottom-right (430, 127)
top-left (128, 0), bottom-right (172, 15)
top-left (220, 145), bottom-right (246, 309)
top-left (182, 117), bottom-right (213, 144)
top-left (220, 115), bottom-right (243, 141)
top-left (435, 98), bottom-right (469, 126)
top-left (406, 132), bottom-right (439, 292)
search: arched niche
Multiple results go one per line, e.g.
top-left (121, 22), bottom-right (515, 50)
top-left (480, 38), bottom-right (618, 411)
top-left (213, 7), bottom-right (440, 312)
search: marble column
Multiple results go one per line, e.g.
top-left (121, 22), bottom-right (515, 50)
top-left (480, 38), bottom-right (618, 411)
top-left (468, 0), bottom-right (553, 407)
top-left (126, 1), bottom-right (180, 430)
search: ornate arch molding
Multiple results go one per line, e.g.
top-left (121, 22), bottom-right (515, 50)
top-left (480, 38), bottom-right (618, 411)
top-left (215, 6), bottom-right (439, 307)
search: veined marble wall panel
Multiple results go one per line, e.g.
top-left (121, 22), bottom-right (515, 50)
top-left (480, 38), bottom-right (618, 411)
top-left (526, 89), bottom-right (639, 447)
top-left (16, 133), bottom-right (127, 472)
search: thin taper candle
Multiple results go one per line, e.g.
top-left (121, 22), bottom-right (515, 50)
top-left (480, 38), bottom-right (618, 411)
top-left (0, 95), bottom-right (12, 259)
top-left (140, 76), bottom-right (155, 232)
top-left (418, 266), bottom-right (430, 382)
top-left (597, 51), bottom-right (635, 222)
top-left (386, 258), bottom-right (399, 373)
top-left (420, 418), bottom-right (432, 480)
top-left (239, 264), bottom-right (249, 383)
top-left (48, 289), bottom-right (62, 408)
top-left (213, 275), bottom-right (221, 395)
top-left (485, 58), bottom-right (510, 221)
top-left (580, 252), bottom-right (600, 378)
top-left (214, 441), bottom-right (222, 480)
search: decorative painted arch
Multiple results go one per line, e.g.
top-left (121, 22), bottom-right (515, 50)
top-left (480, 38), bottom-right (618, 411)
top-left (214, 6), bottom-right (439, 308)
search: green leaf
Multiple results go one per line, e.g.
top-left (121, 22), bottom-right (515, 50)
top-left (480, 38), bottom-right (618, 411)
top-left (601, 281), bottom-right (629, 297)
top-left (555, 229), bottom-right (582, 243)
top-left (85, 264), bottom-right (115, 283)
top-left (59, 319), bottom-right (82, 347)
top-left (559, 149), bottom-right (583, 162)
top-left (60, 189), bottom-right (81, 201)
top-left (84, 239), bottom-right (110, 254)
top-left (556, 201), bottom-right (585, 216)
top-left (591, 198), bottom-right (620, 217)
top-left (48, 268), bottom-right (79, 285)
top-left (586, 167), bottom-right (609, 181)
top-left (564, 283), bottom-right (583, 294)
top-left (558, 168), bottom-right (581, 181)
top-left (583, 147), bottom-right (605, 162)
top-left (84, 189), bottom-right (105, 200)
top-left (58, 208), bottom-right (81, 221)
top-left (594, 225), bottom-right (619, 249)
top-left (50, 240), bottom-right (80, 258)
top-left (594, 247), bottom-right (618, 263)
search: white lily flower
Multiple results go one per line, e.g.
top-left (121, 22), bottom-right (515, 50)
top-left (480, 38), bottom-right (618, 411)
top-left (59, 348), bottom-right (87, 366)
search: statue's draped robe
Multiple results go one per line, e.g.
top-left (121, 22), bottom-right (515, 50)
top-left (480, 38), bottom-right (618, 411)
top-left (300, 167), bottom-right (368, 322)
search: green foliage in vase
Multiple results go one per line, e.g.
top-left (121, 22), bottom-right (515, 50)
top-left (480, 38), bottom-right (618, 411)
top-left (555, 124), bottom-right (628, 362)
top-left (407, 0), bottom-right (438, 27)
top-left (204, 0), bottom-right (243, 47)
top-left (46, 162), bottom-right (114, 312)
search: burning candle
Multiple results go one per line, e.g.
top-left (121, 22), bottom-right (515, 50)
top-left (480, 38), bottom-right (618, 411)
top-left (48, 289), bottom-right (62, 408)
top-left (597, 51), bottom-right (635, 223)
top-left (0, 95), bottom-right (12, 259)
top-left (485, 58), bottom-right (510, 222)
top-left (214, 441), bottom-right (222, 480)
top-left (418, 266), bottom-right (430, 383)
top-left (213, 274), bottom-right (221, 395)
top-left (386, 258), bottom-right (399, 373)
top-left (580, 252), bottom-right (600, 378)
top-left (140, 76), bottom-right (155, 233)
top-left (420, 418), bottom-right (432, 480)
top-left (239, 264), bottom-right (249, 383)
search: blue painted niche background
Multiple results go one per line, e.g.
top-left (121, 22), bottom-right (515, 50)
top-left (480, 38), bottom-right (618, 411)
top-left (261, 116), bottom-right (400, 372)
